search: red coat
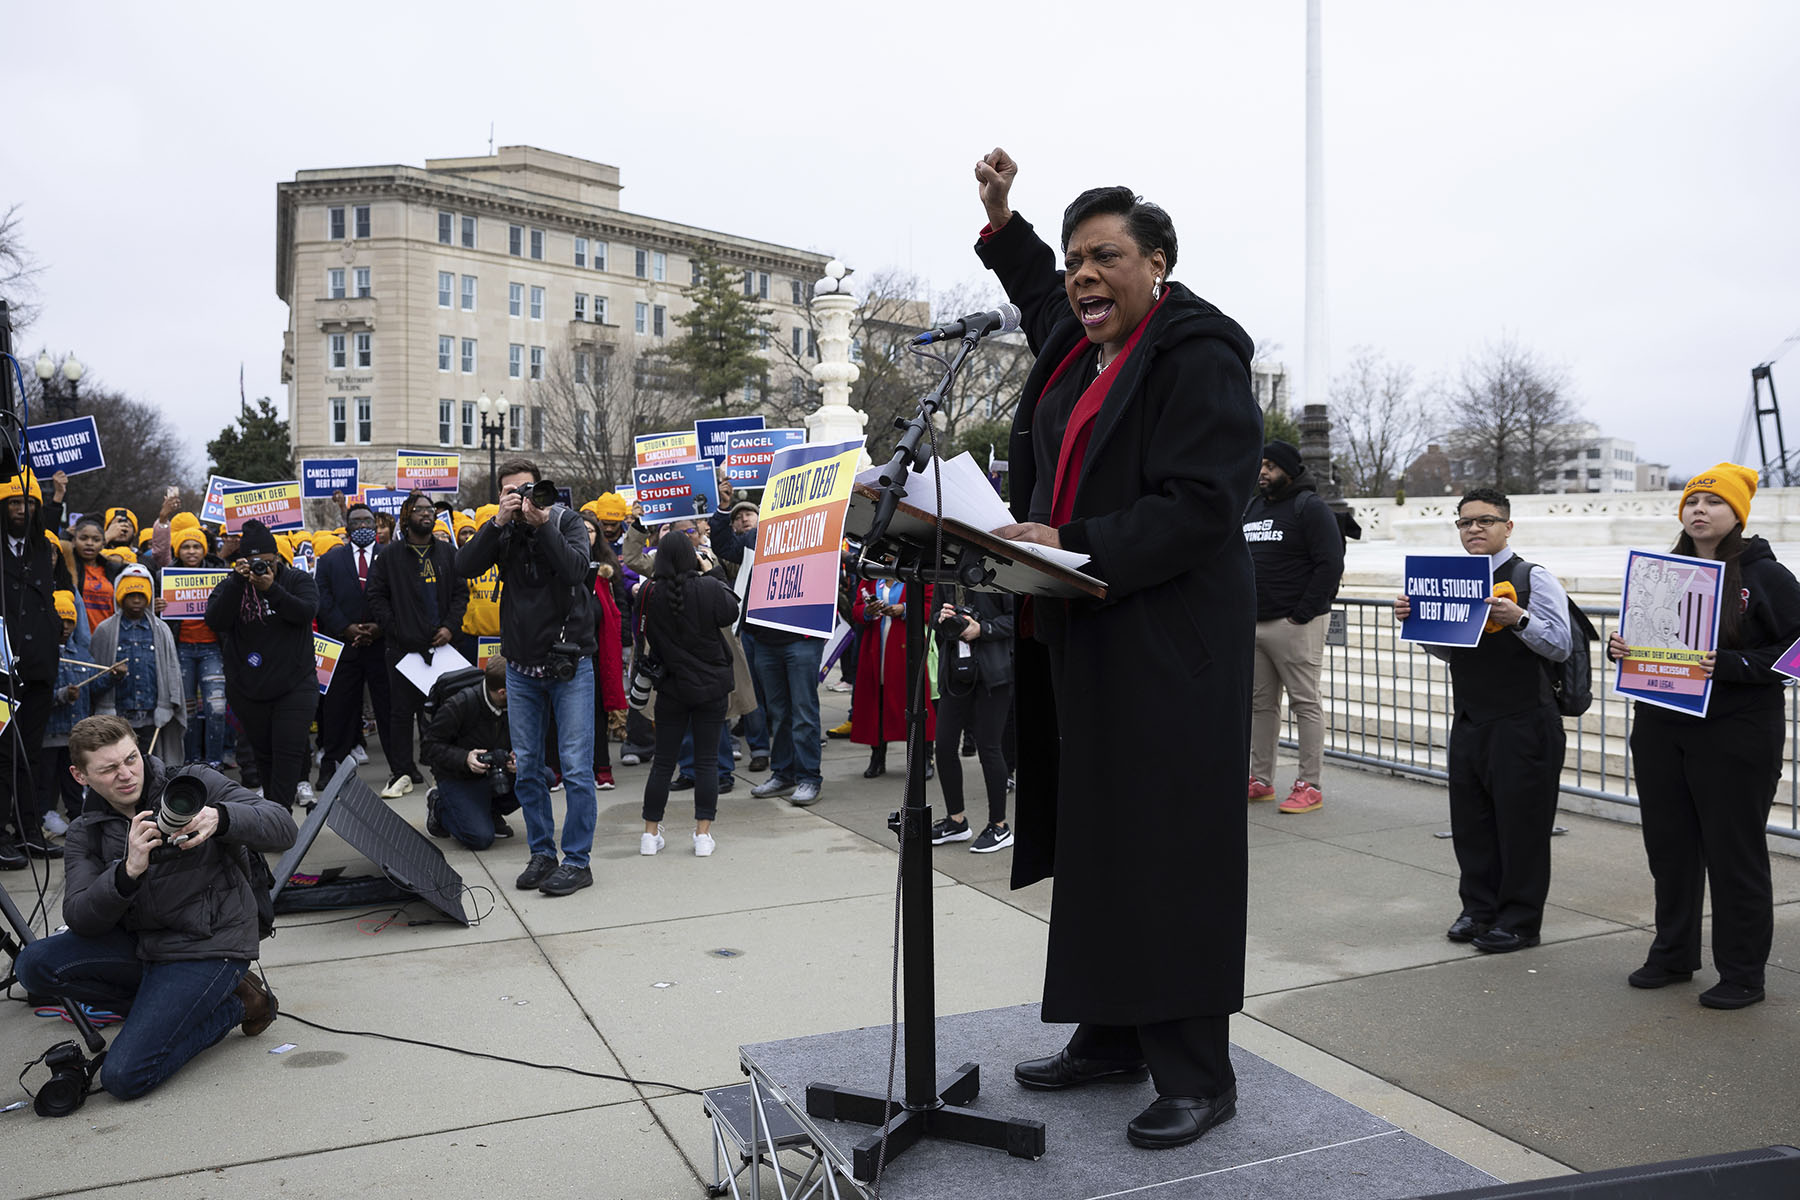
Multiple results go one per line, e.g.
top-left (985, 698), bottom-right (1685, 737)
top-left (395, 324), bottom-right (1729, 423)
top-left (594, 574), bottom-right (625, 711)
top-left (850, 580), bottom-right (934, 745)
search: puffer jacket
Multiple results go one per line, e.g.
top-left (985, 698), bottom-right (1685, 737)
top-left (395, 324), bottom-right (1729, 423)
top-left (61, 759), bottom-right (297, 962)
top-left (421, 679), bottom-right (512, 781)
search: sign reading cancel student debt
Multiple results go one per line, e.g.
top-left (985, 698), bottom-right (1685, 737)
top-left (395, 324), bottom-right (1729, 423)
top-left (25, 416), bottom-right (105, 476)
top-left (1613, 549), bottom-right (1722, 717)
top-left (725, 427), bottom-right (806, 488)
top-left (1399, 554), bottom-right (1493, 648)
top-left (299, 457), bottom-right (359, 499)
top-left (745, 439), bottom-right (859, 638)
top-left (632, 459), bottom-right (719, 525)
top-left (222, 482), bottom-right (304, 533)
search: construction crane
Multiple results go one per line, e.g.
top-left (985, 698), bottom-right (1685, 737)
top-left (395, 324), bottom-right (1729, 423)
top-left (1735, 327), bottom-right (1800, 485)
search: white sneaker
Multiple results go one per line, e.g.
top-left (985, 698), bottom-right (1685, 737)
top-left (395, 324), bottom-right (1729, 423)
top-left (295, 781), bottom-right (316, 807)
top-left (693, 832), bottom-right (716, 857)
top-left (640, 827), bottom-right (665, 856)
top-left (41, 811), bottom-right (69, 838)
top-left (312, 749), bottom-right (323, 766)
top-left (380, 774), bottom-right (414, 799)
top-left (351, 745), bottom-right (370, 765)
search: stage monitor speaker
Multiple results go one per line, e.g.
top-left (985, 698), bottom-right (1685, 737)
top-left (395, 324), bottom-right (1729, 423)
top-left (269, 760), bottom-right (470, 926)
top-left (1419, 1145), bottom-right (1800, 1199)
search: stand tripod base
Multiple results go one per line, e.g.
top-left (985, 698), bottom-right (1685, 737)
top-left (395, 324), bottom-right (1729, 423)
top-left (807, 1062), bottom-right (1046, 1182)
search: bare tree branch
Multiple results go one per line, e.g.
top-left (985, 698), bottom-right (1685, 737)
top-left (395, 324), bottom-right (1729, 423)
top-left (1443, 337), bottom-right (1581, 494)
top-left (1330, 346), bottom-right (1428, 497)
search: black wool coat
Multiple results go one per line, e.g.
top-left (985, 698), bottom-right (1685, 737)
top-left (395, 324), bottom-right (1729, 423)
top-left (979, 215), bottom-right (1263, 1025)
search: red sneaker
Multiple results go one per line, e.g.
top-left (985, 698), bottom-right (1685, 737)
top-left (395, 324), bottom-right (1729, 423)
top-left (1278, 781), bottom-right (1323, 814)
top-left (1247, 776), bottom-right (1276, 802)
top-left (596, 769), bottom-right (615, 791)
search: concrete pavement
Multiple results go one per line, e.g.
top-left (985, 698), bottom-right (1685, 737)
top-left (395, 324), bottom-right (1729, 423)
top-left (1, 690), bottom-right (1794, 1198)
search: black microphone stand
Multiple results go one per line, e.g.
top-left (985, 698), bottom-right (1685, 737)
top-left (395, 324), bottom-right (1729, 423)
top-left (805, 333), bottom-right (1045, 1182)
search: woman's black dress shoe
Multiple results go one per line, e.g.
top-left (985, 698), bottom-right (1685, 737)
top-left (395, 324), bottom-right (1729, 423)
top-left (1126, 1089), bottom-right (1238, 1148)
top-left (1013, 1048), bottom-right (1149, 1091)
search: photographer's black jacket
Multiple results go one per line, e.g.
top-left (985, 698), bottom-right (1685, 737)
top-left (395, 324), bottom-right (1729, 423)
top-left (204, 564), bottom-right (320, 700)
top-left (454, 507), bottom-right (596, 667)
top-left (421, 681), bottom-right (512, 780)
top-left (1241, 473), bottom-right (1344, 623)
top-left (933, 591), bottom-right (1016, 690)
top-left (366, 536), bottom-right (468, 656)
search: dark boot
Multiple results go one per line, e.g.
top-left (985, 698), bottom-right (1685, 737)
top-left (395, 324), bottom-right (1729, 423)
top-left (863, 746), bottom-right (886, 779)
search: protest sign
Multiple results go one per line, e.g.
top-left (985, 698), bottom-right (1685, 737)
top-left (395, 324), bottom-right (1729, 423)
top-left (222, 482), bottom-right (304, 533)
top-left (396, 451), bottom-right (460, 492)
top-left (362, 488), bottom-right (409, 518)
top-left (160, 568), bottom-right (229, 620)
top-left (635, 431), bottom-right (700, 468)
top-left (25, 416), bottom-right (105, 476)
top-left (1399, 554), bottom-right (1493, 648)
top-left (477, 637), bottom-right (501, 669)
top-left (616, 486), bottom-right (636, 508)
top-left (745, 439), bottom-right (861, 638)
top-left (1775, 634), bottom-right (1800, 683)
top-left (300, 458), bottom-right (360, 499)
top-left (725, 427), bottom-right (806, 488)
top-left (315, 634), bottom-right (344, 695)
top-left (201, 475), bottom-right (251, 526)
top-left (696, 416), bottom-right (765, 467)
top-left (1613, 549), bottom-right (1722, 717)
top-left (632, 459), bottom-right (719, 525)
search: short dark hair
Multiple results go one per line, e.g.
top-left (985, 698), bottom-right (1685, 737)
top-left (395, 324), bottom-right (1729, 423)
top-left (1060, 186), bottom-right (1178, 275)
top-left (483, 654), bottom-right (507, 690)
top-left (345, 502), bottom-right (374, 521)
top-left (1457, 487), bottom-right (1511, 518)
top-left (69, 715), bottom-right (137, 768)
top-left (497, 457), bottom-right (540, 483)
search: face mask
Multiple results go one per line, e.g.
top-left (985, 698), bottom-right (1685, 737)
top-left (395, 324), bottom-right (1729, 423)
top-left (349, 527), bottom-right (377, 548)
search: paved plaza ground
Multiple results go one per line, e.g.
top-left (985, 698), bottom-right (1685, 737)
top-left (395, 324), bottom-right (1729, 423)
top-left (2, 688), bottom-right (1796, 1198)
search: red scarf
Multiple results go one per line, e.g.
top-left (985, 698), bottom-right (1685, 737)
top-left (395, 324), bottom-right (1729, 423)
top-left (1048, 294), bottom-right (1168, 527)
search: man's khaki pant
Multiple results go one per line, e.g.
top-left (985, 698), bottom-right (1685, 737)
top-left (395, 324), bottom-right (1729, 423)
top-left (1250, 617), bottom-right (1327, 786)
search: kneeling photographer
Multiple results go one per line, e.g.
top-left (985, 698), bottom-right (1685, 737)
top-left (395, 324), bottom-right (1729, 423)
top-left (421, 655), bottom-right (518, 851)
top-left (13, 715), bottom-right (297, 1102)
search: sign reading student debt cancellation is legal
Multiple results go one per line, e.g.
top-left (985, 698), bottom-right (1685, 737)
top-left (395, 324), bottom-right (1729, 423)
top-left (632, 459), bottom-right (718, 524)
top-left (635, 431), bottom-right (700, 469)
top-left (745, 440), bottom-right (861, 638)
top-left (1399, 554), bottom-right (1493, 648)
top-left (222, 482), bottom-right (304, 533)
top-left (160, 568), bottom-right (230, 619)
top-left (396, 451), bottom-right (459, 492)
top-left (725, 427), bottom-right (806, 488)
top-left (25, 416), bottom-right (105, 476)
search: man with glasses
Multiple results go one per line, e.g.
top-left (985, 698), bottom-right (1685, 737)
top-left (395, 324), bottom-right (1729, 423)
top-left (1393, 487), bottom-right (1573, 954)
top-left (315, 503), bottom-right (393, 788)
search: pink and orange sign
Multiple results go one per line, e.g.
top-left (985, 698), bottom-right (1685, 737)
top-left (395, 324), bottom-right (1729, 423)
top-left (222, 482), bottom-right (303, 533)
top-left (396, 451), bottom-right (459, 493)
top-left (315, 634), bottom-right (344, 695)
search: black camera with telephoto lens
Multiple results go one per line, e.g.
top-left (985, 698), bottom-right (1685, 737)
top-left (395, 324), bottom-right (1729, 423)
top-left (33, 1040), bottom-right (102, 1117)
top-left (510, 480), bottom-right (560, 509)
top-left (477, 749), bottom-right (512, 798)
top-left (933, 604), bottom-right (978, 639)
top-left (148, 772), bottom-right (209, 863)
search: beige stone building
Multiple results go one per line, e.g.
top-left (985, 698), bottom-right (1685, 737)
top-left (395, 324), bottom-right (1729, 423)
top-left (275, 146), bottom-right (831, 487)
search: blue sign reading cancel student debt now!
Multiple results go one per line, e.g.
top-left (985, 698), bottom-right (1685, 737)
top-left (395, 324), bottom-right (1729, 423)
top-left (26, 416), bottom-right (105, 476)
top-left (1399, 554), bottom-right (1494, 648)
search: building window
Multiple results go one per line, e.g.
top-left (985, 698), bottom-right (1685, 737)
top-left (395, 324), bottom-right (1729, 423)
top-left (692, 261), bottom-right (702, 286)
top-left (354, 332), bottom-right (373, 369)
top-left (791, 280), bottom-right (802, 305)
top-left (355, 396), bottom-right (372, 443)
top-left (758, 272), bottom-right (769, 299)
top-left (791, 377), bottom-right (805, 403)
top-left (354, 267), bottom-right (371, 298)
top-left (593, 295), bottom-right (608, 324)
top-left (575, 409), bottom-right (589, 451)
top-left (574, 293), bottom-right (587, 322)
top-left (850, 337), bottom-right (862, 362)
top-left (653, 252), bottom-right (666, 282)
top-left (531, 406), bottom-right (544, 451)
top-left (508, 405), bottom-right (524, 449)
top-left (328, 206), bottom-right (346, 240)
top-left (460, 338), bottom-right (476, 374)
top-left (634, 248), bottom-right (647, 279)
top-left (328, 268), bottom-right (346, 299)
top-left (438, 335), bottom-right (453, 372)
top-left (634, 303), bottom-right (647, 334)
top-left (328, 333), bottom-right (347, 369)
top-left (742, 381), bottom-right (756, 407)
top-left (508, 224), bottom-right (523, 256)
top-left (509, 282), bottom-right (523, 317)
top-left (509, 343), bottom-right (522, 379)
top-left (653, 305), bottom-right (665, 337)
top-left (438, 272), bottom-right (453, 308)
top-left (807, 330), bottom-right (817, 357)
top-left (593, 241), bottom-right (608, 272)
top-left (575, 237), bottom-right (588, 268)
top-left (792, 327), bottom-right (803, 356)
top-left (439, 399), bottom-right (453, 445)
top-left (743, 270), bottom-right (754, 296)
top-left (461, 214), bottom-right (476, 248)
top-left (529, 286), bottom-right (544, 320)
top-left (530, 346), bottom-right (544, 380)
top-left (759, 327), bottom-right (770, 350)
top-left (329, 396), bottom-right (347, 443)
top-left (438, 212), bottom-right (453, 244)
top-left (529, 229), bottom-right (544, 260)
top-left (462, 400), bottom-right (476, 447)
top-left (353, 205), bottom-right (371, 239)
top-left (461, 274), bottom-right (477, 311)
top-left (575, 351), bottom-right (589, 384)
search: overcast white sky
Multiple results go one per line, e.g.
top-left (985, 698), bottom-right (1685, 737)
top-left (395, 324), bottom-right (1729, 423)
top-left (5, 1), bottom-right (1797, 482)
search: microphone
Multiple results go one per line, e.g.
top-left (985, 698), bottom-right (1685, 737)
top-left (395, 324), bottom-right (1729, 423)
top-left (911, 303), bottom-right (1021, 345)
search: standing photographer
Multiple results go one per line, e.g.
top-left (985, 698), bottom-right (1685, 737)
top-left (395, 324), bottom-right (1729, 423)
top-left (454, 459), bottom-right (598, 897)
top-left (13, 715), bottom-right (296, 1100)
top-left (420, 655), bottom-right (517, 851)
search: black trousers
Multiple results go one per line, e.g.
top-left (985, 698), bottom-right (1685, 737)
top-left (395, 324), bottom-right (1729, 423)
top-left (1, 679), bottom-right (52, 842)
top-left (320, 641), bottom-right (392, 781)
top-left (384, 655), bottom-right (426, 779)
top-left (1068, 1017), bottom-right (1235, 1098)
top-left (1632, 701), bottom-right (1782, 989)
top-left (935, 681), bottom-right (1012, 825)
top-left (1446, 704), bottom-right (1565, 936)
top-left (227, 676), bottom-right (317, 811)
top-left (35, 744), bottom-right (82, 822)
top-left (642, 691), bottom-right (728, 825)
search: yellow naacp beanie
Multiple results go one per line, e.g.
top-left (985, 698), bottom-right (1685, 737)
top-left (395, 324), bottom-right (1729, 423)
top-left (53, 590), bottom-right (78, 624)
top-left (1679, 462), bottom-right (1758, 529)
top-left (114, 565), bottom-right (154, 604)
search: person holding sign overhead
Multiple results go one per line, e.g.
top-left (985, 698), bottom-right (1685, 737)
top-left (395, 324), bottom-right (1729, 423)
top-left (1393, 487), bottom-right (1573, 954)
top-left (1606, 465), bottom-right (1800, 1009)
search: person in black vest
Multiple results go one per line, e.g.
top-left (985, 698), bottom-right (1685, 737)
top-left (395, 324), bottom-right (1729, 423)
top-left (367, 492), bottom-right (468, 800)
top-left (314, 503), bottom-right (393, 788)
top-left (1393, 487), bottom-right (1573, 953)
top-left (1607, 464), bottom-right (1800, 1009)
top-left (1243, 439), bottom-right (1344, 814)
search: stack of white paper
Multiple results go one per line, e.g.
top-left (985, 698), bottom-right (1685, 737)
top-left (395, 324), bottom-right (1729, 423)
top-left (856, 453), bottom-right (1092, 573)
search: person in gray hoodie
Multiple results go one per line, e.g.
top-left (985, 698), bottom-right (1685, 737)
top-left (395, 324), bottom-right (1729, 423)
top-left (13, 715), bottom-right (296, 1100)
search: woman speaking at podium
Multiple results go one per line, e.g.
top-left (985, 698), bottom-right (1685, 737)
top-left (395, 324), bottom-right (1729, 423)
top-left (979, 147), bottom-right (1263, 1149)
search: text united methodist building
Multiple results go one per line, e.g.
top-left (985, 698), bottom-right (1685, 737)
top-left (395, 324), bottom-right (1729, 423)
top-left (275, 146), bottom-right (829, 480)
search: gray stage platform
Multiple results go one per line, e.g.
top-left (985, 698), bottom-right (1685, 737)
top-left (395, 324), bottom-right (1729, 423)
top-left (741, 1004), bottom-right (1499, 1199)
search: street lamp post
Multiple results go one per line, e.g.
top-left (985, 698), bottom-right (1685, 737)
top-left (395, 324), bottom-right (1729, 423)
top-left (34, 351), bottom-right (84, 421)
top-left (476, 392), bottom-right (507, 503)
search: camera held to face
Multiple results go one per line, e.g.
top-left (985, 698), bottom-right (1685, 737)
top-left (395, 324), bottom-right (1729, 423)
top-left (247, 558), bottom-right (272, 577)
top-left (933, 605), bottom-right (978, 638)
top-left (148, 772), bottom-right (209, 863)
top-left (510, 480), bottom-right (559, 510)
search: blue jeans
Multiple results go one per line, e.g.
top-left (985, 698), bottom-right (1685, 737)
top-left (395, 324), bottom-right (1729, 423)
top-left (436, 775), bottom-right (512, 851)
top-left (14, 927), bottom-right (248, 1100)
top-left (506, 660), bottom-right (596, 869)
top-left (752, 637), bottom-right (825, 784)
top-left (738, 631), bottom-right (770, 754)
top-left (178, 641), bottom-right (227, 764)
